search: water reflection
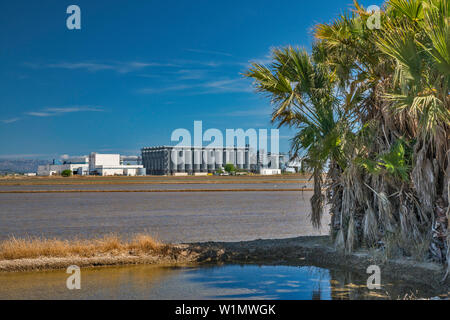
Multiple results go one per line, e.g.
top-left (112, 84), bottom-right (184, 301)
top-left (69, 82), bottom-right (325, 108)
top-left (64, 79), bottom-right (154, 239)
top-left (185, 265), bottom-right (331, 299)
top-left (0, 264), bottom-right (443, 300)
top-left (327, 269), bottom-right (433, 300)
top-left (0, 265), bottom-right (181, 299)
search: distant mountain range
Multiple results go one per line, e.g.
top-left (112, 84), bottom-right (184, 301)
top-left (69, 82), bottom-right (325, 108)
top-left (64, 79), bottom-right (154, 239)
top-left (0, 159), bottom-right (51, 174)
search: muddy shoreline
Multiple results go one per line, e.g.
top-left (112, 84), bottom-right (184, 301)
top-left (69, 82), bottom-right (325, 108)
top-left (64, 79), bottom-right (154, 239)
top-left (0, 188), bottom-right (313, 194)
top-left (1, 236), bottom-right (448, 296)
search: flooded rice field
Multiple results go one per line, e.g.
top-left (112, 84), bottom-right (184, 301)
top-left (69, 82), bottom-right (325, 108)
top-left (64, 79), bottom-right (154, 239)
top-left (0, 181), bottom-right (326, 242)
top-left (0, 264), bottom-right (439, 300)
top-left (0, 182), bottom-right (311, 191)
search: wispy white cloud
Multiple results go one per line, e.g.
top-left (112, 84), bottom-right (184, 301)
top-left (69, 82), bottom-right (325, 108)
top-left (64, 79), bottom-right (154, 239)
top-left (1, 118), bottom-right (21, 124)
top-left (139, 78), bottom-right (252, 95)
top-left (200, 78), bottom-right (253, 94)
top-left (138, 84), bottom-right (195, 94)
top-left (175, 69), bottom-right (210, 80)
top-left (24, 61), bottom-right (176, 73)
top-left (171, 59), bottom-right (230, 68)
top-left (225, 107), bottom-right (272, 117)
top-left (239, 49), bottom-right (274, 68)
top-left (247, 57), bottom-right (273, 66)
top-left (46, 106), bottom-right (103, 113)
top-left (26, 112), bottom-right (54, 117)
top-left (186, 49), bottom-right (233, 57)
top-left (48, 62), bottom-right (114, 72)
top-left (138, 68), bottom-right (212, 80)
top-left (25, 106), bottom-right (105, 117)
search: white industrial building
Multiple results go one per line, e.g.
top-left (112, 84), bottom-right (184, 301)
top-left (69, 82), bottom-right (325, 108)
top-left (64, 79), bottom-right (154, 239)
top-left (141, 146), bottom-right (284, 176)
top-left (141, 146), bottom-right (253, 175)
top-left (37, 153), bottom-right (145, 176)
top-left (37, 163), bottom-right (89, 176)
top-left (259, 168), bottom-right (281, 175)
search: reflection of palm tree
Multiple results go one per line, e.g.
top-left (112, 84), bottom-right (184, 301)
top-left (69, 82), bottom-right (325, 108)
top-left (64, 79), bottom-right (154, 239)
top-left (329, 269), bottom-right (350, 300)
top-left (329, 269), bottom-right (378, 300)
top-left (304, 266), bottom-right (331, 300)
top-left (312, 287), bottom-right (322, 300)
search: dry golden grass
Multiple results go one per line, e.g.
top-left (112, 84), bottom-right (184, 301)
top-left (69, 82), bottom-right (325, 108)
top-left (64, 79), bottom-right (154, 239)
top-left (0, 234), bottom-right (167, 260)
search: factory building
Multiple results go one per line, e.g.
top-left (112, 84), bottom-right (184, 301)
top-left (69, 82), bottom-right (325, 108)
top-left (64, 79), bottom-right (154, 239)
top-left (37, 163), bottom-right (89, 176)
top-left (36, 148), bottom-right (283, 176)
top-left (141, 146), bottom-right (253, 175)
top-left (37, 153), bottom-right (145, 176)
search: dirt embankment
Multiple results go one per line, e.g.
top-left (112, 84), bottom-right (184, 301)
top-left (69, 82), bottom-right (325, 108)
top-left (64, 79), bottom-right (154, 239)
top-left (0, 188), bottom-right (314, 194)
top-left (1, 236), bottom-right (448, 293)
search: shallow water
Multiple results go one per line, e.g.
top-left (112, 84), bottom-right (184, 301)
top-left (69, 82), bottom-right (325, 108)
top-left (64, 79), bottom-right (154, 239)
top-left (0, 182), bottom-right (312, 191)
top-left (0, 264), bottom-right (440, 300)
top-left (0, 189), bottom-right (327, 242)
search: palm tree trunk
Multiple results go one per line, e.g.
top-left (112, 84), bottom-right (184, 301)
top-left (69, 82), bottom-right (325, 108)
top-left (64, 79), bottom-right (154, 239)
top-left (310, 168), bottom-right (324, 229)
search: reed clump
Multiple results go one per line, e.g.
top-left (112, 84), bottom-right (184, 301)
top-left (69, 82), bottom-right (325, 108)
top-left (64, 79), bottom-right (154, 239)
top-left (0, 234), bottom-right (167, 260)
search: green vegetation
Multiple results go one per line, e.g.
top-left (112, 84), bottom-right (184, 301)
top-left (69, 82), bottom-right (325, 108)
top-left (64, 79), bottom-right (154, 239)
top-left (61, 170), bottom-right (72, 177)
top-left (245, 0), bottom-right (449, 266)
top-left (224, 163), bottom-right (236, 173)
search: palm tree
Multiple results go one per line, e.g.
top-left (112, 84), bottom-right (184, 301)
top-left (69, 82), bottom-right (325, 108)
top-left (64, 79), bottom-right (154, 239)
top-left (375, 0), bottom-right (450, 267)
top-left (244, 46), bottom-right (346, 229)
top-left (315, 0), bottom-right (449, 261)
top-left (246, 0), bottom-right (449, 269)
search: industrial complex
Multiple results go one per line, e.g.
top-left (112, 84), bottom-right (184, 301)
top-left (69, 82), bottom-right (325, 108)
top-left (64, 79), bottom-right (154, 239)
top-left (36, 146), bottom-right (290, 176)
top-left (142, 146), bottom-right (250, 175)
top-left (141, 145), bottom-right (285, 175)
top-left (37, 153), bottom-right (145, 176)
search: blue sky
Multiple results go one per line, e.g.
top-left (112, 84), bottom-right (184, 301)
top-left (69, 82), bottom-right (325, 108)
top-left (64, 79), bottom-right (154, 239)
top-left (0, 0), bottom-right (383, 159)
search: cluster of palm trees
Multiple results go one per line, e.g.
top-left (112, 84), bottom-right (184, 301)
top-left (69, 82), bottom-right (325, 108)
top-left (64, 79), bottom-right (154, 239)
top-left (245, 0), bottom-right (449, 271)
